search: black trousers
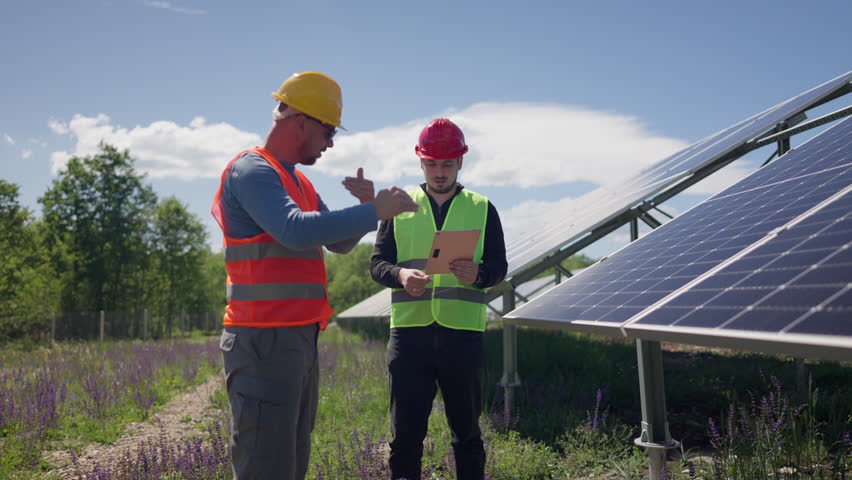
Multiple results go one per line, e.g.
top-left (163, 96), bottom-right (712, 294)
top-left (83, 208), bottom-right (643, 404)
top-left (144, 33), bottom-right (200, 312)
top-left (386, 323), bottom-right (486, 480)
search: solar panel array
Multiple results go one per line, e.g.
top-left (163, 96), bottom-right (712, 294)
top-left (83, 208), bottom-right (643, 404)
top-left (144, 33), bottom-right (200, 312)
top-left (507, 116), bottom-right (852, 361)
top-left (336, 71), bottom-right (851, 320)
top-left (504, 71), bottom-right (852, 277)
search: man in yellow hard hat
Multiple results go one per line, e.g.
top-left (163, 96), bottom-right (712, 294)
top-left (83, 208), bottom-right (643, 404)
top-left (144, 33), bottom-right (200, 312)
top-left (369, 118), bottom-right (508, 480)
top-left (211, 71), bottom-right (418, 480)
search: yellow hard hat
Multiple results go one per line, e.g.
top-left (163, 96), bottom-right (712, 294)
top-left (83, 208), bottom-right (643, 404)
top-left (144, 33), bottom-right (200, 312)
top-left (272, 71), bottom-right (344, 128)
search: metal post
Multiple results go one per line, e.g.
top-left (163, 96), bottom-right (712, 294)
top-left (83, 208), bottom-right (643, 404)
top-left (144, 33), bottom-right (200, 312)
top-left (635, 339), bottom-right (678, 480)
top-left (499, 288), bottom-right (520, 418)
top-left (630, 218), bottom-right (639, 242)
top-left (99, 310), bottom-right (105, 342)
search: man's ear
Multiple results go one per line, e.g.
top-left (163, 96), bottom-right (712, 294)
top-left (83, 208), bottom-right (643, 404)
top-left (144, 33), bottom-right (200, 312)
top-left (457, 156), bottom-right (463, 169)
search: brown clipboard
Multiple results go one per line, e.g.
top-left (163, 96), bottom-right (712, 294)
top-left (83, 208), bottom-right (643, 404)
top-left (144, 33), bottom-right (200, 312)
top-left (424, 229), bottom-right (481, 274)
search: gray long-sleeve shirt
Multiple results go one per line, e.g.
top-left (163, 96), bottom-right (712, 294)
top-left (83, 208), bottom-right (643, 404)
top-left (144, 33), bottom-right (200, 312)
top-left (218, 150), bottom-right (377, 253)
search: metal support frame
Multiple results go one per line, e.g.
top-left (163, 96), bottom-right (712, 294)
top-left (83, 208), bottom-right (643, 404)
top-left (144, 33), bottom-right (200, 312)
top-left (761, 149), bottom-right (779, 168)
top-left (499, 288), bottom-right (521, 415)
top-left (554, 263), bottom-right (573, 278)
top-left (635, 339), bottom-right (679, 479)
top-left (639, 212), bottom-right (662, 229)
top-left (653, 206), bottom-right (674, 220)
top-left (776, 121), bottom-right (792, 157)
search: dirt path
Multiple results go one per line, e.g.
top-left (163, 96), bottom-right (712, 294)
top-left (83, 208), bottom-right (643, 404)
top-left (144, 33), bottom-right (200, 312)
top-left (42, 372), bottom-right (226, 479)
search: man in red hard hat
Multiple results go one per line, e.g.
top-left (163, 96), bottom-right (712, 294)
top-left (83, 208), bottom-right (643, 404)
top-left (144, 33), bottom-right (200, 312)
top-left (367, 118), bottom-right (507, 480)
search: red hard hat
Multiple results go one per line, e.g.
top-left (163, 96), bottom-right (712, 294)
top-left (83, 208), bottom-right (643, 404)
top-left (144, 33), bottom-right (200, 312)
top-left (414, 118), bottom-right (469, 160)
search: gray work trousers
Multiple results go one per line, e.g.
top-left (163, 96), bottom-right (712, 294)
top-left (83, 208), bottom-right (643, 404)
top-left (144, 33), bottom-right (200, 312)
top-left (219, 323), bottom-right (320, 480)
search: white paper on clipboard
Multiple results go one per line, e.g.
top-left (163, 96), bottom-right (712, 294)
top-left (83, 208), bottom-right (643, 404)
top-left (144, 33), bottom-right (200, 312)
top-left (424, 229), bottom-right (480, 274)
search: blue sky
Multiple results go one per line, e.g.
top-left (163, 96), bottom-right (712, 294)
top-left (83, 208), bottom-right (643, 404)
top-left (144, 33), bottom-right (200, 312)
top-left (2, 0), bottom-right (850, 259)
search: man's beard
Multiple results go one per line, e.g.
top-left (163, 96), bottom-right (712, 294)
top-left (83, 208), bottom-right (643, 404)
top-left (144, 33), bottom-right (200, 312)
top-left (429, 179), bottom-right (455, 194)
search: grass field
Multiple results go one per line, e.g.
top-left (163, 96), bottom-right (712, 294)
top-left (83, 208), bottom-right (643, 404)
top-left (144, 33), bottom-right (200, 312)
top-left (1, 324), bottom-right (850, 479)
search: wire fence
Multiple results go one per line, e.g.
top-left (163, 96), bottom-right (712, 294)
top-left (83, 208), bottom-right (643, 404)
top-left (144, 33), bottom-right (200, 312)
top-left (42, 310), bottom-right (224, 343)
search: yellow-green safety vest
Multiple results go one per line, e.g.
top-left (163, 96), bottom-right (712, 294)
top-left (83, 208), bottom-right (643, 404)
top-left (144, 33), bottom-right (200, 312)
top-left (391, 188), bottom-right (488, 331)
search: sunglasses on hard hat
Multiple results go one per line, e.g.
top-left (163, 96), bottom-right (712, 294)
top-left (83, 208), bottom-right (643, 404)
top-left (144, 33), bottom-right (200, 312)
top-left (300, 114), bottom-right (337, 141)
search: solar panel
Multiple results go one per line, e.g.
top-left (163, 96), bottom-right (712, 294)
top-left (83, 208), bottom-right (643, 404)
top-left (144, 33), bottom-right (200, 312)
top-left (624, 187), bottom-right (851, 360)
top-left (487, 276), bottom-right (556, 314)
top-left (335, 288), bottom-right (392, 319)
top-left (506, 115), bottom-right (852, 348)
top-left (505, 71), bottom-right (852, 278)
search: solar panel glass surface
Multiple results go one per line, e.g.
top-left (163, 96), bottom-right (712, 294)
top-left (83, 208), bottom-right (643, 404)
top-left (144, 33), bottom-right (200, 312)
top-left (628, 188), bottom-right (851, 328)
top-left (506, 116), bottom-right (852, 337)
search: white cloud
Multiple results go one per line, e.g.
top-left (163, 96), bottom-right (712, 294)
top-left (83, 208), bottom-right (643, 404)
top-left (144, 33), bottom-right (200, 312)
top-left (3, 133), bottom-right (14, 145)
top-left (319, 102), bottom-right (688, 188)
top-left (21, 149), bottom-right (32, 159)
top-left (143, 1), bottom-right (206, 15)
top-left (49, 113), bottom-right (261, 178)
top-left (48, 119), bottom-right (69, 135)
top-left (48, 102), bottom-right (688, 188)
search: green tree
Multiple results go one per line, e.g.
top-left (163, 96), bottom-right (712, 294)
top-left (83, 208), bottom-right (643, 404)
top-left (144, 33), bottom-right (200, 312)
top-left (0, 180), bottom-right (30, 306)
top-left (201, 249), bottom-right (226, 318)
top-left (147, 196), bottom-right (208, 335)
top-left (39, 143), bottom-right (156, 314)
top-left (0, 181), bottom-right (60, 341)
top-left (325, 243), bottom-right (382, 315)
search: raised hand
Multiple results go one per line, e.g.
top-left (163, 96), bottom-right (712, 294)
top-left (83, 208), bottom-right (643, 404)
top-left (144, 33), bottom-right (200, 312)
top-left (373, 186), bottom-right (419, 220)
top-left (342, 167), bottom-right (375, 204)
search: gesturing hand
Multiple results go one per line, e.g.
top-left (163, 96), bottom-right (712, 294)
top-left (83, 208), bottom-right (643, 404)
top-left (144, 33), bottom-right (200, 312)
top-left (342, 167), bottom-right (375, 204)
top-left (398, 268), bottom-right (432, 297)
top-left (373, 187), bottom-right (419, 220)
top-left (449, 259), bottom-right (478, 285)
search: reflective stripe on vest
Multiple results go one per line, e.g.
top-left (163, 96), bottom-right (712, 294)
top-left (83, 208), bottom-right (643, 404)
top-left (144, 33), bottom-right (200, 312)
top-left (391, 188), bottom-right (488, 331)
top-left (391, 287), bottom-right (486, 304)
top-left (211, 147), bottom-right (334, 329)
top-left (227, 283), bottom-right (327, 301)
top-left (224, 242), bottom-right (322, 262)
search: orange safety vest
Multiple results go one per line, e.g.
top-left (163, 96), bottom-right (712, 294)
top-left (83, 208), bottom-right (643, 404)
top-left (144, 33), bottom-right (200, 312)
top-left (211, 146), bottom-right (333, 329)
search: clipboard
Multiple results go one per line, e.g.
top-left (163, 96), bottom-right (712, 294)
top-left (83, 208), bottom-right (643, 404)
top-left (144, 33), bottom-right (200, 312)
top-left (424, 229), bottom-right (480, 274)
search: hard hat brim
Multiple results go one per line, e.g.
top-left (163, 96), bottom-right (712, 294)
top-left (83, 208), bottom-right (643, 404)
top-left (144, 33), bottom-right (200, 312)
top-left (415, 145), bottom-right (468, 160)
